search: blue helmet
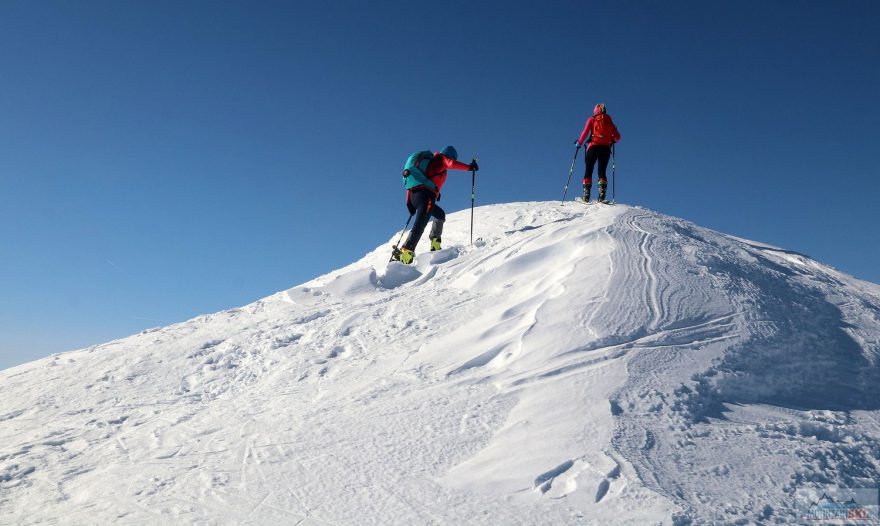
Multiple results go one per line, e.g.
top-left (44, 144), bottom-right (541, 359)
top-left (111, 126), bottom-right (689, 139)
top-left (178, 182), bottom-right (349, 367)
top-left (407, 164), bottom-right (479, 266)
top-left (441, 145), bottom-right (458, 161)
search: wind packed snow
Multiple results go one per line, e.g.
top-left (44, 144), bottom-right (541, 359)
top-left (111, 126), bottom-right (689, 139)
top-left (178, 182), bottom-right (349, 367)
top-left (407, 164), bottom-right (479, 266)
top-left (2, 201), bottom-right (879, 525)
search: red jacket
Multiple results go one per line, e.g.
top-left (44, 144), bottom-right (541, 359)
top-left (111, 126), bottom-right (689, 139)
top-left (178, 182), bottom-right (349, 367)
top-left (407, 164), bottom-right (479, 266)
top-left (407, 153), bottom-right (471, 201)
top-left (577, 113), bottom-right (621, 147)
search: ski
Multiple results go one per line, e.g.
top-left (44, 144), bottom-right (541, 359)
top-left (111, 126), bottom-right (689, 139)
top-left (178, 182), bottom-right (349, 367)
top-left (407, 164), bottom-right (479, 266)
top-left (573, 197), bottom-right (614, 206)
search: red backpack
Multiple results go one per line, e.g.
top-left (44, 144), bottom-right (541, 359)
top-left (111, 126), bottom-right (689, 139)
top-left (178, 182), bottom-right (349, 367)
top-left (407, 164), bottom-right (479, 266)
top-left (591, 114), bottom-right (617, 146)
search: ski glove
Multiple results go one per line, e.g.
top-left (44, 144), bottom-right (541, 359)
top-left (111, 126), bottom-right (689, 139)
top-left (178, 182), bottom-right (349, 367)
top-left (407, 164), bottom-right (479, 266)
top-left (469, 160), bottom-right (479, 171)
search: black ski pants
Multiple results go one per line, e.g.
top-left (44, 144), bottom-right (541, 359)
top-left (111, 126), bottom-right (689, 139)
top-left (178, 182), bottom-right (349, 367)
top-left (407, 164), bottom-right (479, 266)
top-left (583, 144), bottom-right (611, 186)
top-left (403, 187), bottom-right (445, 252)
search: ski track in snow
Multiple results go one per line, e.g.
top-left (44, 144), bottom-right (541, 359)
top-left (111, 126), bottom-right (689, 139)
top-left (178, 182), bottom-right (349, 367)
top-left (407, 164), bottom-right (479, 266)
top-left (1, 201), bottom-right (879, 525)
top-left (631, 212), bottom-right (663, 331)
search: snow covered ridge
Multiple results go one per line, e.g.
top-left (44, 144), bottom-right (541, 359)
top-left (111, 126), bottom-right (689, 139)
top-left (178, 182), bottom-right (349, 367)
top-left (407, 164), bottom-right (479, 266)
top-left (2, 201), bottom-right (879, 525)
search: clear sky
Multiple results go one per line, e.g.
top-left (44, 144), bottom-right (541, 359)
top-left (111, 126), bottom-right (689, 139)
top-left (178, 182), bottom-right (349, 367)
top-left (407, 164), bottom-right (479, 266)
top-left (2, 0), bottom-right (878, 370)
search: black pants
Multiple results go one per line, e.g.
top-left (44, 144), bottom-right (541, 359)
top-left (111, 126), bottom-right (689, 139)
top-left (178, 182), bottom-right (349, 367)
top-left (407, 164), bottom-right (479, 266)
top-left (583, 144), bottom-right (611, 186)
top-left (403, 187), bottom-right (445, 252)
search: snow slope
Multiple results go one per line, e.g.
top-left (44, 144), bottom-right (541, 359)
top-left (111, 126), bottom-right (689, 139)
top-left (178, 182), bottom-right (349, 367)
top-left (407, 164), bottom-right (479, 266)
top-left (2, 201), bottom-right (879, 525)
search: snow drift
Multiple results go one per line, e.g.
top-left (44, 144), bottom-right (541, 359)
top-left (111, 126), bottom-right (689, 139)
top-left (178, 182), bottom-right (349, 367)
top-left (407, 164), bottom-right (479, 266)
top-left (2, 201), bottom-right (879, 524)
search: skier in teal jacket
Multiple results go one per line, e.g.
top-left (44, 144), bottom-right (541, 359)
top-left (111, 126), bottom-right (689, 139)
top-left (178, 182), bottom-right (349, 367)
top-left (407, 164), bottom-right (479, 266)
top-left (393, 146), bottom-right (477, 264)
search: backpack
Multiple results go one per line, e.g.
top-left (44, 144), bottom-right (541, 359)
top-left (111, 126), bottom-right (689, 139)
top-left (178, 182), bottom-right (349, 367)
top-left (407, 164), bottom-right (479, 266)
top-left (402, 150), bottom-right (438, 190)
top-left (591, 113), bottom-right (616, 145)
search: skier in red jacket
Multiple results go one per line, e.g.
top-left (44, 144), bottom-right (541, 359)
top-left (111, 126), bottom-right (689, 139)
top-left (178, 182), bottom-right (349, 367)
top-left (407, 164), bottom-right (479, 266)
top-left (392, 146), bottom-right (478, 265)
top-left (575, 103), bottom-right (621, 203)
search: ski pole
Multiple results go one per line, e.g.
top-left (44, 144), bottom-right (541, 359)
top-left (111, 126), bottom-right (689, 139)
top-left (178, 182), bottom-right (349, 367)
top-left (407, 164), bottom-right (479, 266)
top-left (611, 143), bottom-right (616, 204)
top-left (470, 157), bottom-right (477, 246)
top-left (389, 213), bottom-right (414, 262)
top-left (560, 144), bottom-right (581, 205)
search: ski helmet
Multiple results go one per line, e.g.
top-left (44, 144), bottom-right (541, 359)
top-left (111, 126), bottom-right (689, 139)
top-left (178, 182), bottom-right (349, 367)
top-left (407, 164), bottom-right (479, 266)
top-left (594, 103), bottom-right (606, 115)
top-left (441, 145), bottom-right (458, 161)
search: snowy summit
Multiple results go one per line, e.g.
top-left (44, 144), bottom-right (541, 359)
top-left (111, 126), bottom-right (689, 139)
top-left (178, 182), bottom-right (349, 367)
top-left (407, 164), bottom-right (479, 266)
top-left (2, 201), bottom-right (879, 524)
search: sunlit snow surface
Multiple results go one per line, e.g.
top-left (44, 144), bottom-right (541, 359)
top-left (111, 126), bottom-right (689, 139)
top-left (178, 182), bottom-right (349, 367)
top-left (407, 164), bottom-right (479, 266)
top-left (2, 201), bottom-right (879, 524)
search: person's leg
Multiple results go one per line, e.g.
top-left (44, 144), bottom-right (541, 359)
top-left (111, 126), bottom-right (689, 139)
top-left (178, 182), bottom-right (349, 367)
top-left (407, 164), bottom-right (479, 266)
top-left (596, 146), bottom-right (611, 201)
top-left (403, 189), bottom-right (435, 253)
top-left (584, 147), bottom-right (599, 200)
top-left (428, 204), bottom-right (446, 250)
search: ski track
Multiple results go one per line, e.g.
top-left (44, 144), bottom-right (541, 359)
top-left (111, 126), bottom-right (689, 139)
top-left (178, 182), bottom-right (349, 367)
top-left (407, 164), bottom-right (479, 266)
top-left (630, 212), bottom-right (663, 330)
top-left (1, 201), bottom-right (879, 525)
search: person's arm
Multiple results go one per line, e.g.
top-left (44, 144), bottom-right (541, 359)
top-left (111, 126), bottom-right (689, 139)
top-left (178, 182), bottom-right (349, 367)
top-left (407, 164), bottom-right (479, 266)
top-left (611, 117), bottom-right (621, 143)
top-left (576, 117), bottom-right (594, 146)
top-left (443, 156), bottom-right (473, 171)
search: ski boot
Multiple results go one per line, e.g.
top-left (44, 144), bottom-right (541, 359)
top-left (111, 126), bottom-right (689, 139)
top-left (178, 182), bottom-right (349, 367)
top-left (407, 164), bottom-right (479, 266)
top-left (597, 181), bottom-right (608, 204)
top-left (582, 184), bottom-right (591, 203)
top-left (392, 247), bottom-right (414, 264)
top-left (390, 245), bottom-right (414, 264)
top-left (429, 219), bottom-right (444, 250)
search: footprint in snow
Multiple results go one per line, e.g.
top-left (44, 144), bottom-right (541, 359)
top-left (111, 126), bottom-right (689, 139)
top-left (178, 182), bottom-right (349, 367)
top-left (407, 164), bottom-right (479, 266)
top-left (326, 346), bottom-right (347, 359)
top-left (377, 263), bottom-right (422, 289)
top-left (533, 459), bottom-right (575, 494)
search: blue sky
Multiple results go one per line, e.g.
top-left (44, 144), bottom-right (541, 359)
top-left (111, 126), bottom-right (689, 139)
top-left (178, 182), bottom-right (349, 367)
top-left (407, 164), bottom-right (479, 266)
top-left (2, 0), bottom-right (878, 370)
